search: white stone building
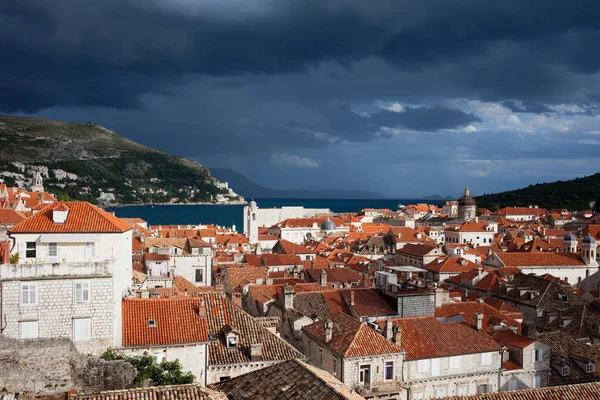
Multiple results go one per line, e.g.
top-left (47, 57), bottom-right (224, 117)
top-left (444, 222), bottom-right (495, 247)
top-left (2, 202), bottom-right (133, 354)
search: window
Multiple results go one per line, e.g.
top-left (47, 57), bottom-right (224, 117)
top-left (26, 242), bottom-right (37, 258)
top-left (19, 321), bottom-right (39, 339)
top-left (359, 365), bottom-right (371, 386)
top-left (532, 349), bottom-right (543, 362)
top-left (21, 283), bottom-right (37, 306)
top-left (319, 347), bottom-right (323, 366)
top-left (47, 243), bottom-right (58, 261)
top-left (449, 356), bottom-right (461, 369)
top-left (417, 359), bottom-right (429, 373)
top-left (456, 384), bottom-right (468, 395)
top-left (533, 375), bottom-right (541, 388)
top-left (219, 376), bottom-right (231, 382)
top-left (195, 268), bottom-right (204, 283)
top-left (412, 392), bottom-right (424, 400)
top-left (227, 336), bottom-right (238, 348)
top-left (84, 242), bottom-right (96, 259)
top-left (384, 361), bottom-right (394, 381)
top-left (148, 319), bottom-right (157, 327)
top-left (561, 366), bottom-right (570, 377)
top-left (434, 388), bottom-right (446, 397)
top-left (74, 281), bottom-right (90, 303)
top-left (477, 384), bottom-right (489, 394)
top-left (586, 363), bottom-right (595, 374)
top-left (333, 359), bottom-right (338, 376)
top-left (508, 378), bottom-right (518, 391)
top-left (481, 353), bottom-right (493, 366)
top-left (73, 318), bottom-right (91, 341)
top-left (431, 358), bottom-right (441, 376)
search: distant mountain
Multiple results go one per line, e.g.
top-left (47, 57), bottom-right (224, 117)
top-left (0, 116), bottom-right (226, 204)
top-left (475, 173), bottom-right (600, 211)
top-left (210, 168), bottom-right (383, 199)
top-left (421, 195), bottom-right (454, 201)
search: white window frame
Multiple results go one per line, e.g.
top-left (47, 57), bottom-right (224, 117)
top-left (481, 352), bottom-right (493, 366)
top-left (586, 363), bottom-right (594, 374)
top-left (195, 268), bottom-right (204, 283)
top-left (21, 283), bottom-right (38, 306)
top-left (416, 359), bottom-right (430, 373)
top-left (25, 241), bottom-right (37, 258)
top-left (449, 355), bottom-right (461, 369)
top-left (384, 360), bottom-right (394, 381)
top-left (532, 349), bottom-right (543, 362)
top-left (74, 281), bottom-right (91, 303)
top-left (456, 384), bottom-right (468, 395)
top-left (47, 242), bottom-right (58, 262)
top-left (19, 320), bottom-right (39, 339)
top-left (73, 318), bottom-right (91, 341)
top-left (434, 388), bottom-right (447, 397)
top-left (533, 374), bottom-right (542, 388)
top-left (84, 242), bottom-right (96, 259)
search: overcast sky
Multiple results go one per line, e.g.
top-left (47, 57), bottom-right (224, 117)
top-left (1, 1), bottom-right (599, 198)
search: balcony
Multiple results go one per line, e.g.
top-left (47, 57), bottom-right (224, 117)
top-left (0, 260), bottom-right (113, 280)
top-left (355, 381), bottom-right (405, 397)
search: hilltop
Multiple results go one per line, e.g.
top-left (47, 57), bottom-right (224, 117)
top-left (475, 173), bottom-right (600, 211)
top-left (0, 116), bottom-right (232, 204)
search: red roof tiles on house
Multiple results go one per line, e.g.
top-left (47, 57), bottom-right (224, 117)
top-left (9, 201), bottom-right (132, 233)
top-left (122, 298), bottom-right (209, 347)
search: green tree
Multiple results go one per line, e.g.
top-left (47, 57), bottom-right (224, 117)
top-left (100, 350), bottom-right (194, 385)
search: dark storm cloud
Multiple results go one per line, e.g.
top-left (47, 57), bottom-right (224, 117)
top-left (501, 101), bottom-right (554, 114)
top-left (2, 0), bottom-right (600, 112)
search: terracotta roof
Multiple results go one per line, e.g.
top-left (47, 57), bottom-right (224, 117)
top-left (211, 359), bottom-right (363, 400)
top-left (437, 382), bottom-right (600, 400)
top-left (302, 313), bottom-right (403, 358)
top-left (224, 267), bottom-right (268, 291)
top-left (0, 208), bottom-right (26, 224)
top-left (122, 298), bottom-right (209, 347)
top-left (377, 316), bottom-right (502, 360)
top-left (502, 360), bottom-right (523, 371)
top-left (262, 254), bottom-right (302, 267)
top-left (493, 251), bottom-right (585, 267)
top-left (9, 201), bottom-right (132, 233)
top-left (68, 384), bottom-right (226, 400)
top-left (305, 268), bottom-right (362, 285)
top-left (424, 257), bottom-right (479, 273)
top-left (144, 253), bottom-right (170, 261)
top-left (496, 207), bottom-right (548, 216)
top-left (274, 239), bottom-right (316, 255)
top-left (435, 302), bottom-right (521, 333)
top-left (396, 243), bottom-right (438, 257)
top-left (201, 293), bottom-right (302, 365)
top-left (340, 289), bottom-right (396, 317)
top-left (491, 330), bottom-right (535, 349)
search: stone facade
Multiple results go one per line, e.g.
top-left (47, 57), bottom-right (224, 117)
top-left (1, 275), bottom-right (114, 354)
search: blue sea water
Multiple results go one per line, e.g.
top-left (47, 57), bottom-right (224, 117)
top-left (106, 198), bottom-right (431, 228)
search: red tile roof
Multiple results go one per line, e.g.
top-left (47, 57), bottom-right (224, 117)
top-left (494, 251), bottom-right (585, 267)
top-left (437, 382), bottom-right (600, 400)
top-left (377, 316), bottom-right (502, 360)
top-left (69, 384), bottom-right (226, 400)
top-left (303, 313), bottom-right (403, 358)
top-left (435, 302), bottom-right (520, 333)
top-left (492, 330), bottom-right (536, 349)
top-left (261, 254), bottom-right (302, 267)
top-left (0, 208), bottom-right (27, 224)
top-left (424, 257), bottom-right (479, 273)
top-left (122, 298), bottom-right (209, 347)
top-left (274, 239), bottom-right (316, 255)
top-left (9, 201), bottom-right (131, 233)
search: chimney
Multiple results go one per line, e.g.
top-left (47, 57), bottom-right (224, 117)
top-left (473, 313), bottom-right (483, 331)
top-left (232, 292), bottom-right (242, 308)
top-left (284, 285), bottom-right (295, 309)
top-left (184, 288), bottom-right (188, 297)
top-left (250, 342), bottom-right (263, 362)
top-left (320, 270), bottom-right (327, 287)
top-left (477, 297), bottom-right (484, 304)
top-left (325, 320), bottom-right (334, 343)
top-left (196, 297), bottom-right (206, 317)
top-left (350, 291), bottom-right (355, 306)
top-left (392, 325), bottom-right (402, 346)
top-left (385, 318), bottom-right (393, 341)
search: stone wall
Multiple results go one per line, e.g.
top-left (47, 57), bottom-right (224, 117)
top-left (0, 336), bottom-right (135, 395)
top-left (1, 276), bottom-right (114, 354)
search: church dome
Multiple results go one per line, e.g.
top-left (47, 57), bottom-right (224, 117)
top-left (320, 219), bottom-right (337, 232)
top-left (564, 233), bottom-right (577, 242)
top-left (458, 186), bottom-right (476, 206)
top-left (249, 200), bottom-right (257, 209)
top-left (583, 235), bottom-right (596, 244)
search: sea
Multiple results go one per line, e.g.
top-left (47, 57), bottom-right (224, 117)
top-left (106, 198), bottom-right (430, 228)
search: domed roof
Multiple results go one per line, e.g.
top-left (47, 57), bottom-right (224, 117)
top-left (249, 200), bottom-right (257, 209)
top-left (583, 235), bottom-right (596, 244)
top-left (458, 185), bottom-right (476, 206)
top-left (564, 233), bottom-right (577, 241)
top-left (320, 219), bottom-right (337, 231)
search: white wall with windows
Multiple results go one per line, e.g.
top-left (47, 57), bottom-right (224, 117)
top-left (170, 254), bottom-right (212, 287)
top-left (1, 276), bottom-right (114, 354)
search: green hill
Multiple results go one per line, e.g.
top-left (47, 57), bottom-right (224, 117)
top-left (475, 173), bottom-right (600, 211)
top-left (0, 116), bottom-right (226, 204)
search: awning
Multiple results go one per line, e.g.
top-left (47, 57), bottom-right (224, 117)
top-left (39, 234), bottom-right (102, 243)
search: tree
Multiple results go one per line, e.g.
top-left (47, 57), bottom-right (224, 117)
top-left (100, 350), bottom-right (195, 385)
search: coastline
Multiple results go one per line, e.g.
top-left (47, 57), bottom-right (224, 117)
top-left (104, 201), bottom-right (247, 208)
